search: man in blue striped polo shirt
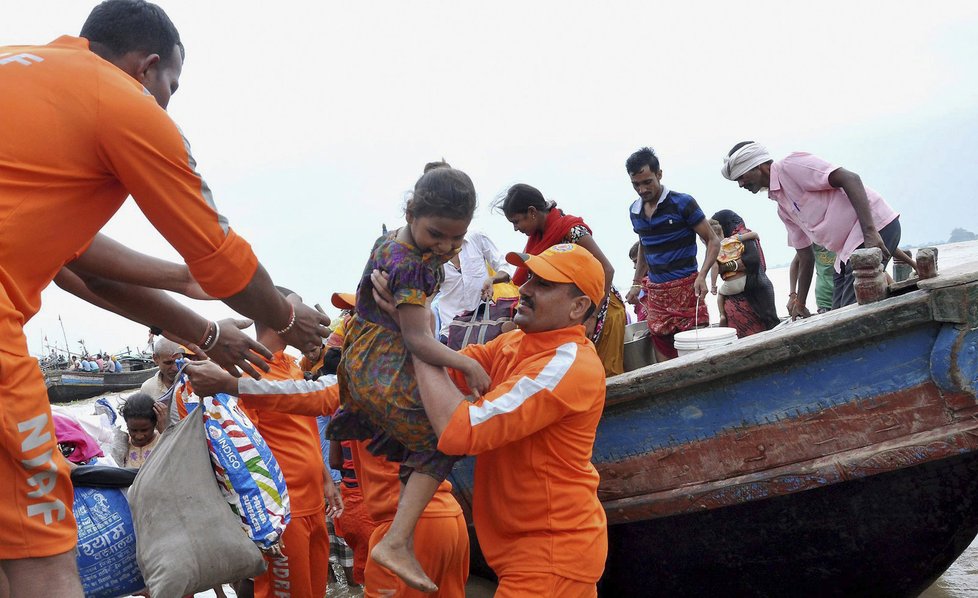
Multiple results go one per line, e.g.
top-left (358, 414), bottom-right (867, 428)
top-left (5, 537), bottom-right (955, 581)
top-left (624, 147), bottom-right (720, 361)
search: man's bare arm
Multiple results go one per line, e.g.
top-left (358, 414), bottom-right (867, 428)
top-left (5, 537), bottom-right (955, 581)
top-left (828, 167), bottom-right (889, 261)
top-left (693, 219), bottom-right (721, 299)
top-left (58, 265), bottom-right (272, 378)
top-left (70, 233), bottom-right (212, 300)
top-left (412, 356), bottom-right (466, 438)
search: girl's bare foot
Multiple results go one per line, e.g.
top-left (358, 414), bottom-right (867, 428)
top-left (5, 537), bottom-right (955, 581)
top-left (371, 539), bottom-right (437, 593)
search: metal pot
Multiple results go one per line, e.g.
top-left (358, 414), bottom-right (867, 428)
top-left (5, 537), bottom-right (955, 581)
top-left (623, 321), bottom-right (656, 372)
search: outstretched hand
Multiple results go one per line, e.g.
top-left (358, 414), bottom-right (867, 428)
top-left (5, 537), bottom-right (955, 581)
top-left (281, 295), bottom-right (332, 356)
top-left (201, 318), bottom-right (272, 379)
top-left (183, 360), bottom-right (239, 397)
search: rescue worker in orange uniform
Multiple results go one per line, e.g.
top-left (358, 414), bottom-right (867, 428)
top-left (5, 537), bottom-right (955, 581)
top-left (234, 289), bottom-right (343, 598)
top-left (397, 243), bottom-right (609, 598)
top-left (0, 2), bottom-right (328, 594)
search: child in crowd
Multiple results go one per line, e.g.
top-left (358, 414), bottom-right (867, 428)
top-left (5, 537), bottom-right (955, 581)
top-left (707, 219), bottom-right (759, 320)
top-left (628, 241), bottom-right (648, 322)
top-left (328, 167), bottom-right (490, 592)
top-left (120, 392), bottom-right (166, 468)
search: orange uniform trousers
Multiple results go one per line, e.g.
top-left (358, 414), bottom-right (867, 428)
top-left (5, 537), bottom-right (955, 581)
top-left (333, 483), bottom-right (376, 585)
top-left (254, 511), bottom-right (329, 598)
top-left (0, 347), bottom-right (76, 558)
top-left (364, 513), bottom-right (469, 598)
top-left (494, 571), bottom-right (597, 598)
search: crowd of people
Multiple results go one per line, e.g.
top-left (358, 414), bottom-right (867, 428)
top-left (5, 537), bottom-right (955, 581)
top-left (0, 1), bottom-right (915, 597)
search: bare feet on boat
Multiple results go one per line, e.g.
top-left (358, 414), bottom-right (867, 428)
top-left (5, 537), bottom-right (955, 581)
top-left (371, 539), bottom-right (437, 593)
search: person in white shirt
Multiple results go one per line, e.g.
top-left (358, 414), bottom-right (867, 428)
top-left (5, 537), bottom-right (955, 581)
top-left (432, 230), bottom-right (513, 341)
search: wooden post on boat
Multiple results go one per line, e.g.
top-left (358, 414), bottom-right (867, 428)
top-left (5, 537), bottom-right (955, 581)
top-left (850, 248), bottom-right (887, 305)
top-left (916, 247), bottom-right (939, 280)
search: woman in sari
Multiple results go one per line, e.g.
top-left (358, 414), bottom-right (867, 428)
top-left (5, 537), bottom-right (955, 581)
top-left (496, 183), bottom-right (626, 376)
top-left (711, 210), bottom-right (781, 337)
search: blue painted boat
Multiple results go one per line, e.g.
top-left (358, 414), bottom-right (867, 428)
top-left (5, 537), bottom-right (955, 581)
top-left (450, 261), bottom-right (978, 597)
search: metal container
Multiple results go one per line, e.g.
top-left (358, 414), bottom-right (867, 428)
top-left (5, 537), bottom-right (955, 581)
top-left (623, 321), bottom-right (656, 372)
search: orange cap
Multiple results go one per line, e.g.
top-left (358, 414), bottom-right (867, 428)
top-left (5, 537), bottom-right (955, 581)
top-left (331, 292), bottom-right (356, 311)
top-left (506, 243), bottom-right (605, 307)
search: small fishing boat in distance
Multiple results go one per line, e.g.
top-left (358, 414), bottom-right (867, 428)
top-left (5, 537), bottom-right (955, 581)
top-left (450, 245), bottom-right (978, 597)
top-left (44, 356), bottom-right (158, 403)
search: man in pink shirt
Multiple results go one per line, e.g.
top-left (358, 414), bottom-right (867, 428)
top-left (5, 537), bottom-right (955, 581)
top-left (721, 141), bottom-right (901, 317)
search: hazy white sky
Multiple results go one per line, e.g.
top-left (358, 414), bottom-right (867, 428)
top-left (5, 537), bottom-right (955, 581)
top-left (5, 1), bottom-right (978, 356)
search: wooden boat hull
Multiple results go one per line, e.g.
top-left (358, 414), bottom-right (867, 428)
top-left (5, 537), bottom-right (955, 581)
top-left (602, 430), bottom-right (978, 597)
top-left (450, 263), bottom-right (978, 596)
top-left (45, 368), bottom-right (159, 403)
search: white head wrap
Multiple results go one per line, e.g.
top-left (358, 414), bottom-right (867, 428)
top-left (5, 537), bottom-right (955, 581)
top-left (721, 142), bottom-right (772, 181)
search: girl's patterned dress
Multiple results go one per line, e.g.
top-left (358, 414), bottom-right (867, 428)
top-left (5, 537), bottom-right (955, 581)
top-left (123, 434), bottom-right (159, 468)
top-left (327, 233), bottom-right (458, 481)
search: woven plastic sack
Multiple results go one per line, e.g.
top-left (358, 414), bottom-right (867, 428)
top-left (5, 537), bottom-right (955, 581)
top-left (129, 404), bottom-right (266, 597)
top-left (203, 392), bottom-right (290, 551)
top-left (74, 485), bottom-right (144, 598)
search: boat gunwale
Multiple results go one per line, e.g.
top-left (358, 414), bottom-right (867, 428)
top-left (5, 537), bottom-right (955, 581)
top-left (605, 286), bottom-right (951, 407)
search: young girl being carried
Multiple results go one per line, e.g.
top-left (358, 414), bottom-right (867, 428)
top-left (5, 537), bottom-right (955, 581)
top-left (327, 167), bottom-right (490, 592)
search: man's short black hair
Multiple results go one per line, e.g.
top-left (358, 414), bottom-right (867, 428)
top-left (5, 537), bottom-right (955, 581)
top-left (81, 0), bottom-right (184, 63)
top-left (626, 147), bottom-right (660, 176)
top-left (569, 285), bottom-right (597, 322)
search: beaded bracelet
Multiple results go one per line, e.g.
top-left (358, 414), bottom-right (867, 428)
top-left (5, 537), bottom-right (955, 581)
top-left (198, 321), bottom-right (218, 350)
top-left (201, 322), bottom-right (221, 352)
top-left (275, 304), bottom-right (297, 335)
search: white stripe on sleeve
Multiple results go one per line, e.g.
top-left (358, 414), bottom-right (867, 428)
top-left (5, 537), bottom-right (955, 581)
top-left (468, 343), bottom-right (577, 426)
top-left (238, 373), bottom-right (337, 397)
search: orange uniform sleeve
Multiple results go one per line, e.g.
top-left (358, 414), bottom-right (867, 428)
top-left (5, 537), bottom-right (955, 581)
top-left (236, 374), bottom-right (340, 417)
top-left (438, 341), bottom-right (600, 455)
top-left (94, 71), bottom-right (257, 298)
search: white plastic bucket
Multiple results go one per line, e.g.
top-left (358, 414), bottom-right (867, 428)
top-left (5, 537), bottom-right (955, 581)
top-left (674, 327), bottom-right (738, 357)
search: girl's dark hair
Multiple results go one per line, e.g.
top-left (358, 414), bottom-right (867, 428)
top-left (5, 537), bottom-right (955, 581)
top-left (405, 167), bottom-right (477, 220)
top-left (121, 392), bottom-right (157, 426)
top-left (493, 183), bottom-right (548, 217)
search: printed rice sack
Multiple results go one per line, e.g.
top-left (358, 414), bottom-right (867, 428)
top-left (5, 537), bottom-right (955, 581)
top-left (203, 392), bottom-right (290, 551)
top-left (74, 485), bottom-right (144, 598)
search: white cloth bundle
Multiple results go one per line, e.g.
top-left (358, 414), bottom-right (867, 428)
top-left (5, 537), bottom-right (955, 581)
top-left (721, 142), bottom-right (772, 180)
